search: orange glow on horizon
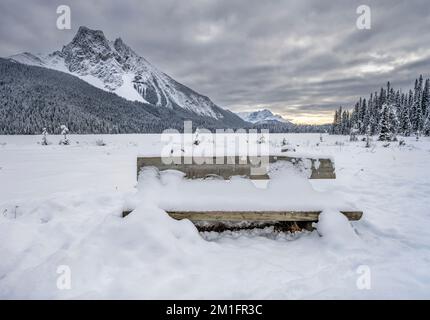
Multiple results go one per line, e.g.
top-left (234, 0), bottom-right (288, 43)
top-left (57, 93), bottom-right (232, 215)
top-left (282, 113), bottom-right (333, 125)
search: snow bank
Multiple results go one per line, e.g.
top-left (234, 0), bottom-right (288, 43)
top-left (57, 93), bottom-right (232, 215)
top-left (317, 209), bottom-right (360, 248)
top-left (0, 198), bottom-right (206, 299)
top-left (1, 134), bottom-right (430, 299)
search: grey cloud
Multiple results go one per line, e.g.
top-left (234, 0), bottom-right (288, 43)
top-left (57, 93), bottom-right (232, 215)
top-left (1, 0), bottom-right (429, 123)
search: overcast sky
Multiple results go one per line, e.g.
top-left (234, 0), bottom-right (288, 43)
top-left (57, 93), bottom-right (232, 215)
top-left (1, 0), bottom-right (429, 124)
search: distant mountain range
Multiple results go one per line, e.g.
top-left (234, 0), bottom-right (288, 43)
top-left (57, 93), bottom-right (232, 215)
top-left (237, 109), bottom-right (291, 124)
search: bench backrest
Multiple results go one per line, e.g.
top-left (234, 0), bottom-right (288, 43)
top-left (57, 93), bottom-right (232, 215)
top-left (137, 156), bottom-right (335, 180)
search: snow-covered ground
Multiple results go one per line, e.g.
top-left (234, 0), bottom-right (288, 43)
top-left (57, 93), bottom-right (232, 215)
top-left (0, 133), bottom-right (429, 299)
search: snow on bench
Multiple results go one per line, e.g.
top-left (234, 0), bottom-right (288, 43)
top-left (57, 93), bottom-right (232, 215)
top-left (124, 156), bottom-right (361, 232)
top-left (136, 155), bottom-right (336, 180)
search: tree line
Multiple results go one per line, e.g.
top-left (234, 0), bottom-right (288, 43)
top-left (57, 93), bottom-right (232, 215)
top-left (331, 75), bottom-right (430, 140)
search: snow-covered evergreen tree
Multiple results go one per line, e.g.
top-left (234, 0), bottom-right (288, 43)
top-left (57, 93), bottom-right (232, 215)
top-left (365, 125), bottom-right (372, 148)
top-left (411, 76), bottom-right (424, 133)
top-left (59, 125), bottom-right (70, 145)
top-left (378, 105), bottom-right (391, 141)
top-left (282, 137), bottom-right (288, 146)
top-left (331, 107), bottom-right (343, 134)
top-left (193, 128), bottom-right (201, 146)
top-left (362, 102), bottom-right (371, 134)
top-left (256, 134), bottom-right (266, 144)
top-left (372, 91), bottom-right (380, 134)
top-left (341, 110), bottom-right (349, 134)
top-left (388, 105), bottom-right (399, 140)
top-left (41, 128), bottom-right (49, 146)
top-left (349, 124), bottom-right (359, 141)
top-left (357, 98), bottom-right (364, 131)
top-left (280, 137), bottom-right (295, 152)
top-left (422, 79), bottom-right (429, 120)
top-left (423, 114), bottom-right (430, 136)
top-left (400, 105), bottom-right (412, 136)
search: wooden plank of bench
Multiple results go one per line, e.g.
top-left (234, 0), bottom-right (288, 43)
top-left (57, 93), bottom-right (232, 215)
top-left (123, 210), bottom-right (362, 221)
top-left (137, 156), bottom-right (336, 180)
top-left (166, 210), bottom-right (362, 221)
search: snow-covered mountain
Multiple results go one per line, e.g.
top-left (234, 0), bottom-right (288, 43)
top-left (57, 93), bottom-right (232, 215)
top-left (0, 57), bottom-right (248, 134)
top-left (10, 26), bottom-right (226, 119)
top-left (237, 109), bottom-right (290, 124)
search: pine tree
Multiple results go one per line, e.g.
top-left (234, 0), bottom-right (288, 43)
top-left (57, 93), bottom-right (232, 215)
top-left (375, 90), bottom-right (383, 133)
top-left (363, 104), bottom-right (371, 134)
top-left (359, 98), bottom-right (367, 133)
top-left (350, 123), bottom-right (359, 141)
top-left (400, 105), bottom-right (412, 136)
top-left (370, 92), bottom-right (379, 134)
top-left (412, 94), bottom-right (423, 132)
top-left (412, 76), bottom-right (424, 132)
top-left (423, 114), bottom-right (430, 136)
top-left (395, 90), bottom-right (401, 116)
top-left (351, 102), bottom-right (360, 130)
top-left (378, 104), bottom-right (391, 141)
top-left (422, 79), bottom-right (429, 120)
top-left (41, 128), bottom-right (49, 146)
top-left (407, 89), bottom-right (414, 129)
top-left (334, 106), bottom-right (343, 134)
top-left (332, 109), bottom-right (340, 134)
top-left (357, 98), bottom-right (365, 131)
top-left (341, 110), bottom-right (350, 134)
top-left (388, 105), bottom-right (399, 140)
top-left (379, 87), bottom-right (387, 108)
top-left (365, 125), bottom-right (372, 148)
top-left (331, 111), bottom-right (336, 134)
top-left (59, 125), bottom-right (70, 145)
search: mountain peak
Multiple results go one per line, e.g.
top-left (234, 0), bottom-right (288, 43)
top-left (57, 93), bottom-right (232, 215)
top-left (9, 26), bottom-right (241, 121)
top-left (114, 37), bottom-right (124, 46)
top-left (60, 26), bottom-right (116, 75)
top-left (67, 26), bottom-right (110, 52)
top-left (75, 26), bottom-right (106, 40)
top-left (237, 109), bottom-right (290, 124)
top-left (259, 109), bottom-right (274, 116)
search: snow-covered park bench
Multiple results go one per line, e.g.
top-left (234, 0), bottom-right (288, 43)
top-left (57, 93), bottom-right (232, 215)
top-left (135, 155), bottom-right (337, 180)
top-left (122, 156), bottom-right (363, 232)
